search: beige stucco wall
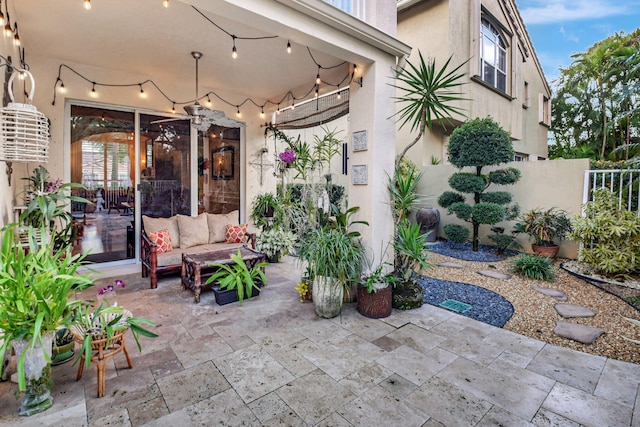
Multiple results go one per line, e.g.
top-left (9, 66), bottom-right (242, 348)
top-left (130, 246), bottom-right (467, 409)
top-left (396, 0), bottom-right (551, 166)
top-left (417, 158), bottom-right (590, 259)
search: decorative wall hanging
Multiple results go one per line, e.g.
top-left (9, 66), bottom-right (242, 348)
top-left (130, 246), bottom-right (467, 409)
top-left (352, 130), bottom-right (368, 151)
top-left (352, 164), bottom-right (368, 185)
top-left (0, 69), bottom-right (50, 185)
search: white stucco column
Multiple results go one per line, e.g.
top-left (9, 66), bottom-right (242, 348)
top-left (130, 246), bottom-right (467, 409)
top-left (348, 60), bottom-right (397, 266)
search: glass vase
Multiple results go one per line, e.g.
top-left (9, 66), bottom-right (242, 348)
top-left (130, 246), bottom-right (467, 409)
top-left (12, 332), bottom-right (54, 416)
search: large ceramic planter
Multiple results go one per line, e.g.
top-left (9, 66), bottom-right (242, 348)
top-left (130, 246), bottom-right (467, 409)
top-left (12, 332), bottom-right (55, 416)
top-left (357, 283), bottom-right (392, 318)
top-left (416, 207), bottom-right (440, 242)
top-left (532, 244), bottom-right (559, 258)
top-left (312, 275), bottom-right (343, 318)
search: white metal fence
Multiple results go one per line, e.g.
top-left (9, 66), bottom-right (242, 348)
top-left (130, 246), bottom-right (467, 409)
top-left (583, 169), bottom-right (640, 214)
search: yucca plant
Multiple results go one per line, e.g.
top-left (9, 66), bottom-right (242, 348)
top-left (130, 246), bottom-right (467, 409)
top-left (392, 51), bottom-right (469, 168)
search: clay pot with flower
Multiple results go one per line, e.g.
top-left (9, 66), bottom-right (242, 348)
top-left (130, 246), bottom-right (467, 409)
top-left (357, 263), bottom-right (397, 319)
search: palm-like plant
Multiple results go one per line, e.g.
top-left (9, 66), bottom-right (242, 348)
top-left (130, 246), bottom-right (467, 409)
top-left (392, 51), bottom-right (468, 168)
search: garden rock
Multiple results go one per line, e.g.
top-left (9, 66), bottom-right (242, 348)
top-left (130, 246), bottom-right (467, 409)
top-left (531, 285), bottom-right (568, 301)
top-left (554, 321), bottom-right (604, 344)
top-left (438, 262), bottom-right (464, 269)
top-left (477, 270), bottom-right (511, 280)
top-left (554, 303), bottom-right (595, 318)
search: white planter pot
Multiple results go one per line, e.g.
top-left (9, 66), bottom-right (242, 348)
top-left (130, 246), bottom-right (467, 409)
top-left (312, 275), bottom-right (343, 318)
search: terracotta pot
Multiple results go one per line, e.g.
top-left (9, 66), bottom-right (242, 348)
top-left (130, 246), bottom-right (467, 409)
top-left (531, 244), bottom-right (560, 258)
top-left (357, 283), bottom-right (392, 318)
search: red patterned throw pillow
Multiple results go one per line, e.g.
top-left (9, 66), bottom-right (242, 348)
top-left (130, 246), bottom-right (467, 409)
top-left (149, 228), bottom-right (173, 253)
top-left (225, 224), bottom-right (248, 243)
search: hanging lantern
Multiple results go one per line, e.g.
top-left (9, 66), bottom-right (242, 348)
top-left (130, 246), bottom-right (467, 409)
top-left (0, 70), bottom-right (50, 163)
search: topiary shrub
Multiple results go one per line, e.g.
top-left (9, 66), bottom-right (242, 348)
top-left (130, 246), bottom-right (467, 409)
top-left (443, 224), bottom-right (469, 244)
top-left (510, 254), bottom-right (554, 281)
top-left (570, 188), bottom-right (640, 275)
top-left (438, 117), bottom-right (521, 251)
top-left (488, 226), bottom-right (521, 255)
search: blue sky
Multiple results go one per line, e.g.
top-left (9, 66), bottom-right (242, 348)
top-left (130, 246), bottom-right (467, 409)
top-left (517, 0), bottom-right (640, 86)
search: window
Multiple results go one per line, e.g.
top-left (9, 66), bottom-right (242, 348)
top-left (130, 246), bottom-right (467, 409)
top-left (523, 81), bottom-right (530, 108)
top-left (323, 0), bottom-right (352, 14)
top-left (538, 94), bottom-right (551, 126)
top-left (322, 0), bottom-right (365, 19)
top-left (480, 17), bottom-right (507, 93)
top-left (514, 153), bottom-right (528, 162)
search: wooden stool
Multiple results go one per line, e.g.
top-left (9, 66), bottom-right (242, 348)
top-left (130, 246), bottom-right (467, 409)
top-left (72, 328), bottom-right (133, 397)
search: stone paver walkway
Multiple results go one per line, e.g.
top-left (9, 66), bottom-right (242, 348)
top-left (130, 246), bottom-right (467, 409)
top-left (0, 257), bottom-right (638, 426)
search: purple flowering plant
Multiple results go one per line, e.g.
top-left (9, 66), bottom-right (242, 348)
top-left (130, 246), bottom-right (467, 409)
top-left (97, 279), bottom-right (126, 295)
top-left (278, 149), bottom-right (296, 164)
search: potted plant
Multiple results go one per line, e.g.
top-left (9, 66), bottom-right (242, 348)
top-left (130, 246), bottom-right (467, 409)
top-left (357, 263), bottom-right (397, 318)
top-left (392, 219), bottom-right (432, 310)
top-left (515, 208), bottom-right (572, 258)
top-left (70, 301), bottom-right (158, 397)
top-left (256, 226), bottom-right (296, 263)
top-left (0, 224), bottom-right (93, 416)
top-left (250, 192), bottom-right (283, 231)
top-left (205, 249), bottom-right (269, 305)
top-left (298, 226), bottom-right (366, 318)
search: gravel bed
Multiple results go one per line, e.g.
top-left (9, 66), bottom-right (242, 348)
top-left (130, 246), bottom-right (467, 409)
top-left (424, 251), bottom-right (640, 364)
top-left (417, 276), bottom-right (514, 327)
top-left (429, 241), bottom-right (518, 262)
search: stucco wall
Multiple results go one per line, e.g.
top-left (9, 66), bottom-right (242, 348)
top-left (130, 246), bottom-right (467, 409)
top-left (417, 158), bottom-right (590, 259)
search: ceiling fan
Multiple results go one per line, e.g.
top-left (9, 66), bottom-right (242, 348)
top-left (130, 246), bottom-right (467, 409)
top-left (151, 51), bottom-right (245, 130)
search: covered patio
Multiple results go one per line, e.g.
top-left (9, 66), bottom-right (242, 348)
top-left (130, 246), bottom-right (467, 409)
top-left (0, 259), bottom-right (636, 426)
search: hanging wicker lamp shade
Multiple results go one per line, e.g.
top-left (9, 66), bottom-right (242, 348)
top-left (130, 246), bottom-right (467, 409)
top-left (0, 70), bottom-right (49, 163)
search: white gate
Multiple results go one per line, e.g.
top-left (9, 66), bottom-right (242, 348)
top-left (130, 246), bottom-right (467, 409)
top-left (583, 169), bottom-right (640, 215)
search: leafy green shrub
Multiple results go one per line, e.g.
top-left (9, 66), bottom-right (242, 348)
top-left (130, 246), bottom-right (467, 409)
top-left (570, 188), bottom-right (640, 275)
top-left (510, 254), bottom-right (554, 280)
top-left (444, 224), bottom-right (469, 244)
top-left (488, 226), bottom-right (521, 255)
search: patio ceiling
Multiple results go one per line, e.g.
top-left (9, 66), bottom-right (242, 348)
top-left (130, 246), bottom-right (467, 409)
top-left (14, 0), bottom-right (351, 108)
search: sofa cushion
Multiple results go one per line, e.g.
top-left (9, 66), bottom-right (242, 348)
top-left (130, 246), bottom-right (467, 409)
top-left (148, 228), bottom-right (173, 253)
top-left (207, 210), bottom-right (239, 243)
top-left (177, 213), bottom-right (209, 248)
top-left (143, 215), bottom-right (180, 248)
top-left (225, 223), bottom-right (249, 243)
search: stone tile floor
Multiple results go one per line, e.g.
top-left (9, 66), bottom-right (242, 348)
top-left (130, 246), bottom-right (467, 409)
top-left (1, 256), bottom-right (639, 426)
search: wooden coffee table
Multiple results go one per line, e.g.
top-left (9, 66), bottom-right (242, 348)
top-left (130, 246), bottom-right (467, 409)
top-left (181, 246), bottom-right (266, 303)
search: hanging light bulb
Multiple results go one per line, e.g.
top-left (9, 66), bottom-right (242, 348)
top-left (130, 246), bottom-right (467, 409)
top-left (231, 37), bottom-right (238, 59)
top-left (236, 106), bottom-right (241, 117)
top-left (316, 71), bottom-right (321, 85)
top-left (139, 84), bottom-right (146, 98)
top-left (0, 6), bottom-right (5, 27)
top-left (171, 103), bottom-right (176, 113)
top-left (206, 95), bottom-right (212, 107)
top-left (90, 83), bottom-right (97, 98)
top-left (13, 29), bottom-right (19, 46)
top-left (260, 106), bottom-right (265, 118)
top-left (57, 80), bottom-right (66, 93)
top-left (163, 0), bottom-right (169, 7)
top-left (286, 40), bottom-right (291, 54)
top-left (314, 87), bottom-right (319, 97)
top-left (4, 22), bottom-right (11, 37)
top-left (291, 100), bottom-right (295, 110)
top-left (337, 91), bottom-right (341, 100)
top-left (84, 0), bottom-right (91, 10)
top-left (277, 103), bottom-right (280, 114)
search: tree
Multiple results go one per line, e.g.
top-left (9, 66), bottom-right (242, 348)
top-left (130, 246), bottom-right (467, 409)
top-left (438, 117), bottom-right (521, 251)
top-left (392, 51), bottom-right (468, 169)
top-left (550, 30), bottom-right (640, 160)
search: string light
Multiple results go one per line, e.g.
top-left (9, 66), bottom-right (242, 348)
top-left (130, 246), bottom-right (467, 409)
top-left (260, 106), bottom-right (265, 118)
top-left (163, 0), bottom-right (169, 8)
top-left (337, 91), bottom-right (341, 100)
top-left (90, 83), bottom-right (97, 98)
top-left (286, 40), bottom-right (291, 54)
top-left (12, 23), bottom-right (18, 46)
top-left (314, 86), bottom-right (318, 97)
top-left (236, 106), bottom-right (240, 117)
top-left (315, 69), bottom-right (321, 85)
top-left (171, 102), bottom-right (176, 113)
top-left (84, 0), bottom-right (91, 10)
top-left (0, 3), bottom-right (4, 27)
top-left (139, 84), bottom-right (146, 98)
top-left (3, 19), bottom-right (11, 37)
top-left (277, 103), bottom-right (280, 114)
top-left (231, 38), bottom-right (238, 59)
top-left (206, 94), bottom-right (212, 107)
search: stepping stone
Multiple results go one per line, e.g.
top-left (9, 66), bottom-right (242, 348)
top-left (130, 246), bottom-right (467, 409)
top-left (438, 262), bottom-right (464, 269)
top-left (554, 321), bottom-right (604, 344)
top-left (554, 303), bottom-right (595, 318)
top-left (531, 285), bottom-right (568, 301)
top-left (477, 270), bottom-right (511, 280)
